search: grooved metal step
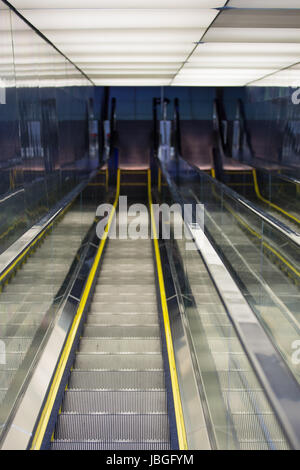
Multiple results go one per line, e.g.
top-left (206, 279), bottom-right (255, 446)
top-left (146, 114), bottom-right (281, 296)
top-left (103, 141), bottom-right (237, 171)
top-left (0, 324), bottom-right (38, 338)
top-left (98, 276), bottom-right (154, 285)
top-left (84, 325), bottom-right (160, 338)
top-left (0, 302), bottom-right (52, 315)
top-left (68, 370), bottom-right (165, 390)
top-left (93, 293), bottom-right (155, 302)
top-left (0, 370), bottom-right (17, 388)
top-left (54, 413), bottom-right (170, 441)
top-left (0, 313), bottom-right (47, 326)
top-left (51, 227), bottom-right (171, 450)
top-left (0, 353), bottom-right (25, 370)
top-left (94, 285), bottom-right (156, 295)
top-left (86, 314), bottom-right (159, 325)
top-left (0, 337), bottom-right (31, 353)
top-left (62, 390), bottom-right (167, 413)
top-left (78, 338), bottom-right (161, 354)
top-left (50, 440), bottom-right (171, 450)
top-left (90, 303), bottom-right (158, 314)
top-left (0, 389), bottom-right (7, 404)
top-left (74, 353), bottom-right (163, 370)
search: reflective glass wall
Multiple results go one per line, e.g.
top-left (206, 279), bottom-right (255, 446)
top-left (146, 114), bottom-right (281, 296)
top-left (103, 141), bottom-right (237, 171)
top-left (0, 3), bottom-right (96, 254)
top-left (230, 85), bottom-right (300, 179)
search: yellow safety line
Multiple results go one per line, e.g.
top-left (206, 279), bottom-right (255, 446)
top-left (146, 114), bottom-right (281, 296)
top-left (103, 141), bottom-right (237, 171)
top-left (147, 169), bottom-right (188, 450)
top-left (252, 169), bottom-right (300, 225)
top-left (211, 168), bottom-right (216, 178)
top-left (31, 169), bottom-right (121, 450)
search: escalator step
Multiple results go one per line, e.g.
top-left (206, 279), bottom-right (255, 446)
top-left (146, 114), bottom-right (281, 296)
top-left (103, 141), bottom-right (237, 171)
top-left (74, 353), bottom-right (163, 370)
top-left (0, 352), bottom-right (25, 370)
top-left (53, 413), bottom-right (170, 441)
top-left (0, 302), bottom-right (52, 315)
top-left (50, 440), bottom-right (171, 450)
top-left (84, 325), bottom-right (160, 338)
top-left (62, 390), bottom-right (167, 413)
top-left (0, 389), bottom-right (7, 404)
top-left (86, 314), bottom-right (159, 326)
top-left (0, 370), bottom-right (17, 388)
top-left (92, 293), bottom-right (155, 303)
top-left (0, 324), bottom-right (38, 338)
top-left (90, 302), bottom-right (158, 314)
top-left (0, 337), bottom-right (31, 353)
top-left (94, 285), bottom-right (156, 295)
top-left (68, 370), bottom-right (165, 390)
top-left (232, 413), bottom-right (288, 447)
top-left (0, 313), bottom-right (48, 326)
top-left (78, 338), bottom-right (161, 354)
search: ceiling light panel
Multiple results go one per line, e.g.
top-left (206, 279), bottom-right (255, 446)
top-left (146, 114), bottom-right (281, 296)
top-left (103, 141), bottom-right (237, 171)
top-left (94, 78), bottom-right (171, 86)
top-left (66, 54), bottom-right (188, 63)
top-left (40, 28), bottom-right (205, 45)
top-left (61, 44), bottom-right (193, 55)
top-left (188, 42), bottom-right (300, 68)
top-left (8, 1), bottom-right (300, 87)
top-left (12, 1), bottom-right (226, 8)
top-left (173, 68), bottom-right (277, 86)
top-left (14, 9), bottom-right (218, 30)
top-left (228, 1), bottom-right (300, 8)
top-left (249, 65), bottom-right (300, 87)
top-left (75, 63), bottom-right (181, 71)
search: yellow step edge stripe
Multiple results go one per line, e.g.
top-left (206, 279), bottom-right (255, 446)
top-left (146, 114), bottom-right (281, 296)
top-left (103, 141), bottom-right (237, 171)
top-left (252, 169), bottom-right (300, 225)
top-left (147, 169), bottom-right (188, 450)
top-left (31, 169), bottom-right (120, 450)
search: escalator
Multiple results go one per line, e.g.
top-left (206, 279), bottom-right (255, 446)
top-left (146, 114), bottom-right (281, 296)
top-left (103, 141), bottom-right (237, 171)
top-left (20, 169), bottom-right (186, 451)
top-left (51, 219), bottom-right (171, 449)
top-left (165, 156), bottom-right (300, 386)
top-left (0, 201), bottom-right (96, 416)
top-left (5, 166), bottom-right (293, 451)
top-left (0, 137), bottom-right (300, 449)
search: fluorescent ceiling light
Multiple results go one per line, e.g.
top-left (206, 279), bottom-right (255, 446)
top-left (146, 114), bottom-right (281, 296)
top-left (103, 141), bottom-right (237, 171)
top-left (176, 68), bottom-right (275, 78)
top-left (14, 9), bottom-right (218, 30)
top-left (94, 78), bottom-right (171, 86)
top-left (86, 71), bottom-right (175, 76)
top-left (172, 67), bottom-right (277, 86)
top-left (12, 1), bottom-right (226, 8)
top-left (67, 54), bottom-right (188, 63)
top-left (5, 1), bottom-right (300, 87)
top-left (32, 29), bottom-right (206, 45)
top-left (249, 66), bottom-right (300, 87)
top-left (61, 44), bottom-right (193, 54)
top-left (192, 42), bottom-right (300, 54)
top-left (76, 63), bottom-right (181, 70)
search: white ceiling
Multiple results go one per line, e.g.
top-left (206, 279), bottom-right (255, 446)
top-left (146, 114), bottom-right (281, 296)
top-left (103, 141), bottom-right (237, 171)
top-left (6, 0), bottom-right (300, 86)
